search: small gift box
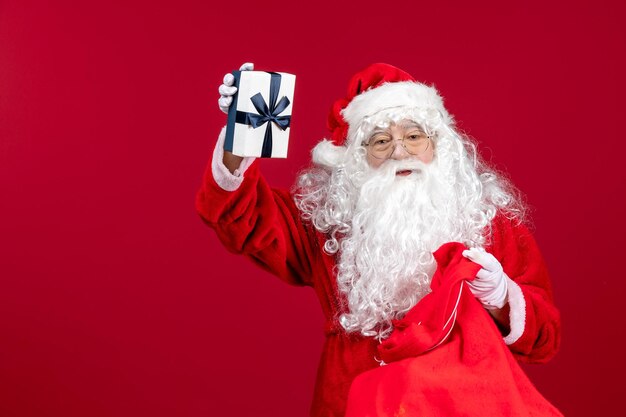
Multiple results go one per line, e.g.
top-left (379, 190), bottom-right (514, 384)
top-left (224, 70), bottom-right (296, 158)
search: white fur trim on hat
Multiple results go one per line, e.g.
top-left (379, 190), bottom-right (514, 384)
top-left (343, 81), bottom-right (450, 126)
top-left (342, 81), bottom-right (452, 147)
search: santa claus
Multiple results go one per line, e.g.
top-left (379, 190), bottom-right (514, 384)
top-left (198, 63), bottom-right (561, 416)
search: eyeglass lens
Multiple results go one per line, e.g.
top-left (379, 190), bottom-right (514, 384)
top-left (367, 132), bottom-right (430, 159)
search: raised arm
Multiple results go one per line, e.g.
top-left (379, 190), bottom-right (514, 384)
top-left (195, 64), bottom-right (317, 286)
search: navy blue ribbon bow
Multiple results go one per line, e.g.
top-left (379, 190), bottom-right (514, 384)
top-left (235, 73), bottom-right (291, 157)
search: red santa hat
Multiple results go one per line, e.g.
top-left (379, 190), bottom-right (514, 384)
top-left (312, 63), bottom-right (453, 167)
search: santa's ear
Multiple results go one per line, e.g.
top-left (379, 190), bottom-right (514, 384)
top-left (312, 139), bottom-right (347, 169)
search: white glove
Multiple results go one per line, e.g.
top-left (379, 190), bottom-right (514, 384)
top-left (462, 247), bottom-right (509, 310)
top-left (218, 62), bottom-right (254, 114)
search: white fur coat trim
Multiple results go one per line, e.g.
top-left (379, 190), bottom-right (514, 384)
top-left (212, 126), bottom-right (255, 192)
top-left (503, 278), bottom-right (526, 345)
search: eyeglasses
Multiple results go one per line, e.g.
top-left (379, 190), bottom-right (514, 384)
top-left (362, 130), bottom-right (432, 160)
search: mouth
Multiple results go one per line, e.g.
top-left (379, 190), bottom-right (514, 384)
top-left (395, 169), bottom-right (416, 176)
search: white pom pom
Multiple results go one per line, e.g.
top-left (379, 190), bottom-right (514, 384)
top-left (311, 140), bottom-right (347, 169)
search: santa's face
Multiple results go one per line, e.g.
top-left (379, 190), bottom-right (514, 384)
top-left (363, 120), bottom-right (435, 169)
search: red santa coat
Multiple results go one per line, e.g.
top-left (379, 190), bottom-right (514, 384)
top-left (195, 159), bottom-right (561, 417)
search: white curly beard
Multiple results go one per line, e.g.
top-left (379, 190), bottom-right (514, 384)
top-left (337, 157), bottom-right (474, 339)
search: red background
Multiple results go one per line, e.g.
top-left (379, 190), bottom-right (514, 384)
top-left (1, 0), bottom-right (625, 416)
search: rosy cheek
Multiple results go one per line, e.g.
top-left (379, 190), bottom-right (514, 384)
top-left (366, 154), bottom-right (383, 168)
top-left (418, 149), bottom-right (434, 164)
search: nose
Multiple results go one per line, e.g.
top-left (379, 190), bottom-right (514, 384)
top-left (389, 138), bottom-right (410, 160)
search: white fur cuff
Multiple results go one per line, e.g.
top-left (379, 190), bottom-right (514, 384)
top-left (211, 126), bottom-right (255, 192)
top-left (503, 278), bottom-right (526, 345)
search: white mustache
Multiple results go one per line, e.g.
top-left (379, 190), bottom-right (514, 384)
top-left (370, 159), bottom-right (430, 180)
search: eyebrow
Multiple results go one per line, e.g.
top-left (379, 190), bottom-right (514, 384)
top-left (369, 121), bottom-right (425, 136)
top-left (397, 120), bottom-right (424, 130)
